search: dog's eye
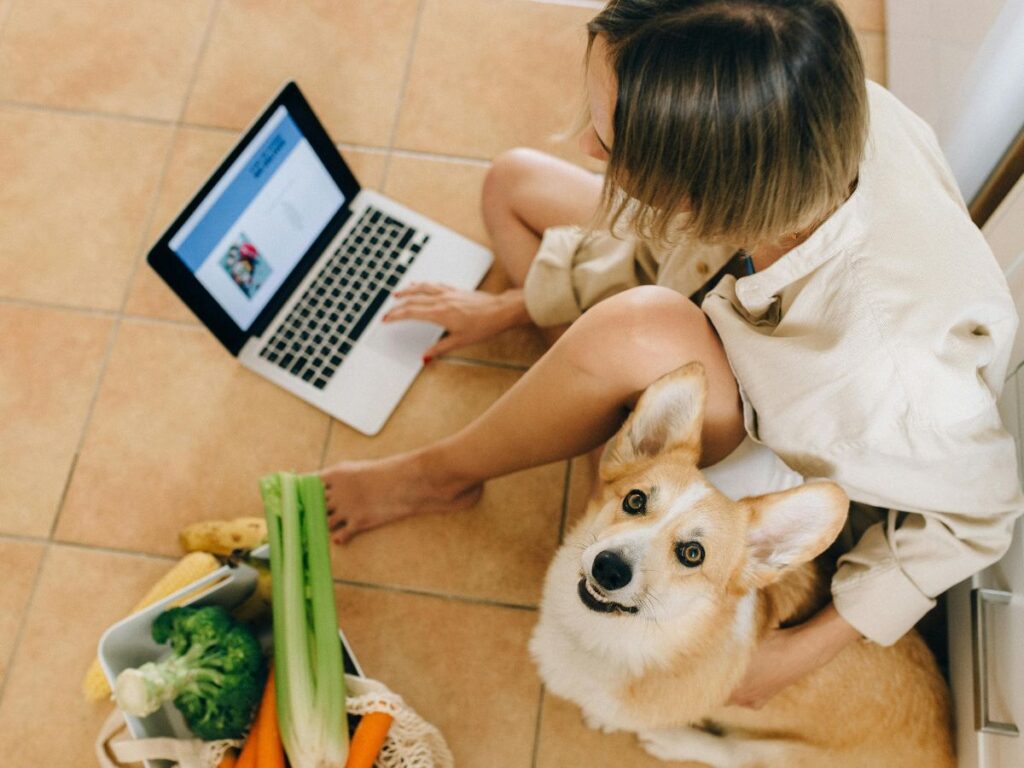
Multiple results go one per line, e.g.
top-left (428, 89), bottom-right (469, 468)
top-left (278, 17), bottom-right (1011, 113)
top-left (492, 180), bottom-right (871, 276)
top-left (622, 489), bottom-right (647, 515)
top-left (676, 541), bottom-right (705, 567)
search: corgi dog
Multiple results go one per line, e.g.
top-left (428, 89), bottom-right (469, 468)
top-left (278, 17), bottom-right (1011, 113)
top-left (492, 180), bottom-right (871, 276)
top-left (530, 362), bottom-right (954, 767)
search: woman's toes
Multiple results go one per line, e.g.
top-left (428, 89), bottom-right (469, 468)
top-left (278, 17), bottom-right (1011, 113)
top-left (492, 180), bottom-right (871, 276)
top-left (333, 524), bottom-right (356, 546)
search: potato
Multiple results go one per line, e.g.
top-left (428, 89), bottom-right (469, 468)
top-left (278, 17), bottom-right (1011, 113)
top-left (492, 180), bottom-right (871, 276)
top-left (179, 516), bottom-right (267, 555)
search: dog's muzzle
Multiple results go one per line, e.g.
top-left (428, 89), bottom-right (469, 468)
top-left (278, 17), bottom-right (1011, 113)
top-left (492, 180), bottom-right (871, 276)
top-left (592, 549), bottom-right (632, 590)
top-left (577, 577), bottom-right (639, 615)
top-left (577, 549), bottom-right (639, 614)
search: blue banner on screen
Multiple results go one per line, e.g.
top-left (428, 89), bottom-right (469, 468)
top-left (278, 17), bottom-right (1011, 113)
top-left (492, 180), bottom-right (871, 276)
top-left (169, 107), bottom-right (345, 330)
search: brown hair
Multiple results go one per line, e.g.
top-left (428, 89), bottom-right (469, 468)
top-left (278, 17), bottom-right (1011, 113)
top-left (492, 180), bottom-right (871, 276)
top-left (586, 0), bottom-right (868, 247)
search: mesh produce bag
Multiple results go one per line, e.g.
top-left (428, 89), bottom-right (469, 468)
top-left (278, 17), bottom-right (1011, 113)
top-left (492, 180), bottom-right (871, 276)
top-left (96, 673), bottom-right (453, 768)
top-left (345, 673), bottom-right (454, 768)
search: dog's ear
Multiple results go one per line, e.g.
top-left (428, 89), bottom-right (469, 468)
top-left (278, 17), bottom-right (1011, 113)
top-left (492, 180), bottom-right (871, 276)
top-left (602, 362), bottom-right (707, 474)
top-left (740, 481), bottom-right (849, 587)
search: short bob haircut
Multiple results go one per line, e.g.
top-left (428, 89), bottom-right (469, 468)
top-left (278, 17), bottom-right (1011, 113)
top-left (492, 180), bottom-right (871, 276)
top-left (586, 0), bottom-right (869, 247)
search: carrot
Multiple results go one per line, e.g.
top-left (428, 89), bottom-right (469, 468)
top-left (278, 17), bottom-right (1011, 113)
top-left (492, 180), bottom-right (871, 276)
top-left (236, 712), bottom-right (261, 768)
top-left (217, 750), bottom-right (238, 768)
top-left (345, 711), bottom-right (394, 768)
top-left (255, 667), bottom-right (285, 768)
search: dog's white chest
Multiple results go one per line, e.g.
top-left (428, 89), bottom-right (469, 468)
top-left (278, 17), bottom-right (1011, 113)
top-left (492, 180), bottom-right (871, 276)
top-left (529, 614), bottom-right (631, 730)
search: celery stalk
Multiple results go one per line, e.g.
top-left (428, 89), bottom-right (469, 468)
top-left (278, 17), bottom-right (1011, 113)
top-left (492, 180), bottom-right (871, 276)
top-left (299, 476), bottom-right (348, 762)
top-left (261, 472), bottom-right (348, 768)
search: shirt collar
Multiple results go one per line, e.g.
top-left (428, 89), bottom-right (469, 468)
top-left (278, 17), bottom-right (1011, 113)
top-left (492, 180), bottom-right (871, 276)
top-left (732, 170), bottom-right (869, 318)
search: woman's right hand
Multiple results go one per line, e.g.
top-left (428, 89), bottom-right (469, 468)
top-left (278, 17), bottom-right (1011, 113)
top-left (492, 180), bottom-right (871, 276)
top-left (383, 282), bottom-right (532, 359)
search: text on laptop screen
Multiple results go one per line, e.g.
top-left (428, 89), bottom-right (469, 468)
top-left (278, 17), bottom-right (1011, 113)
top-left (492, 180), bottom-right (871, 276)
top-left (169, 106), bottom-right (345, 330)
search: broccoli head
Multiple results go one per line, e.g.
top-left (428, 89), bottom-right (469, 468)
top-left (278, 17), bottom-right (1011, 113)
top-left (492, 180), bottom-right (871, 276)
top-left (114, 605), bottom-right (265, 740)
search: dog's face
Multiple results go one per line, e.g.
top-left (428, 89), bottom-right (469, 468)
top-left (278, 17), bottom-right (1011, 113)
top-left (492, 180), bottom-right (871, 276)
top-left (549, 362), bottom-right (847, 666)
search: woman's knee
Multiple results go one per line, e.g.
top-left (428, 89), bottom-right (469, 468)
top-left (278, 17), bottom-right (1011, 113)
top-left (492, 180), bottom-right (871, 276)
top-left (569, 285), bottom-right (744, 462)
top-left (482, 147), bottom-right (549, 218)
top-left (585, 286), bottom-right (708, 353)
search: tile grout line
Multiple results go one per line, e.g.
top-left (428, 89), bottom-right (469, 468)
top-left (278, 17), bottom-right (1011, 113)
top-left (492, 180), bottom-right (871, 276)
top-left (49, 452), bottom-right (80, 540)
top-left (386, 145), bottom-right (491, 167)
top-left (175, 0), bottom-right (224, 130)
top-left (44, 321), bottom-right (123, 541)
top-left (0, 531), bottom-right (541, 613)
top-left (44, 0), bottom-right (224, 544)
top-left (0, 533), bottom-right (180, 563)
top-left (0, 296), bottom-right (205, 332)
top-left (0, 295), bottom-right (120, 318)
top-left (317, 412), bottom-right (335, 469)
top-left (0, 296), bottom-right (531, 370)
top-left (2, 536), bottom-right (182, 565)
top-left (379, 0), bottom-right (429, 189)
top-left (113, 0), bottom-right (224, 318)
top-left (530, 683), bottom-right (548, 768)
top-left (334, 576), bottom-right (539, 613)
top-left (0, 543), bottom-right (51, 710)
top-left (0, 99), bottom-right (502, 167)
top-left (539, 455), bottom-right (572, 767)
top-left (0, 97), bottom-right (180, 128)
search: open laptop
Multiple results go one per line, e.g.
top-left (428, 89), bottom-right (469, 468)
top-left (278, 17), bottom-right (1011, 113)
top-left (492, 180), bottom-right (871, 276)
top-left (148, 82), bottom-right (492, 436)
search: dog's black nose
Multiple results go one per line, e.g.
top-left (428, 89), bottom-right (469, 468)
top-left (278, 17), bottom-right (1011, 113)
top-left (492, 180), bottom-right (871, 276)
top-left (592, 550), bottom-right (632, 591)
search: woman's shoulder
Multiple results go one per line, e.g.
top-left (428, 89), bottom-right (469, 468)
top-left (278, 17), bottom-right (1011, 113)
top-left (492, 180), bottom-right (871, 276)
top-left (794, 236), bottom-right (1017, 432)
top-left (844, 83), bottom-right (1016, 362)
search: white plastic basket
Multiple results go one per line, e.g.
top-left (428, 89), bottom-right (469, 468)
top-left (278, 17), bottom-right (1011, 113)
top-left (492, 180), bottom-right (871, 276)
top-left (97, 545), bottom-right (363, 768)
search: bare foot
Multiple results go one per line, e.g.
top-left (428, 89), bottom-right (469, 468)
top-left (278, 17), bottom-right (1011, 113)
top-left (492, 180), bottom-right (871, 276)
top-left (320, 450), bottom-right (483, 544)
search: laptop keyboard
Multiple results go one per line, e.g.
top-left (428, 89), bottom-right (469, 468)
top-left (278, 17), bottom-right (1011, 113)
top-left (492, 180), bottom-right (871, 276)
top-left (258, 205), bottom-right (429, 390)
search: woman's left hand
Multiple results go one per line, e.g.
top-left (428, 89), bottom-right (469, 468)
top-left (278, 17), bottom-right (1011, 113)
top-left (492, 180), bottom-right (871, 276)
top-left (727, 625), bottom-right (809, 708)
top-left (728, 602), bottom-right (862, 709)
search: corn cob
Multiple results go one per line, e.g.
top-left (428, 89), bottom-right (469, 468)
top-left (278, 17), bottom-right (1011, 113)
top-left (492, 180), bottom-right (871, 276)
top-left (230, 560), bottom-right (273, 624)
top-left (81, 551), bottom-right (221, 703)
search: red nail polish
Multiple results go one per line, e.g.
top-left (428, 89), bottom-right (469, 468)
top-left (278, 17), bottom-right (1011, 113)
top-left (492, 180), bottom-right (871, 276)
top-left (422, 355), bottom-right (433, 365)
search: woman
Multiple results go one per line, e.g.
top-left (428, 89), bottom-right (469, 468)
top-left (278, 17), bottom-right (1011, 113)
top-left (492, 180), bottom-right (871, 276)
top-left (320, 0), bottom-right (1022, 707)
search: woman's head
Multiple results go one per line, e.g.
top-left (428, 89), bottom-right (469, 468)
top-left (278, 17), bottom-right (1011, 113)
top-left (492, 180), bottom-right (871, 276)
top-left (583, 0), bottom-right (868, 247)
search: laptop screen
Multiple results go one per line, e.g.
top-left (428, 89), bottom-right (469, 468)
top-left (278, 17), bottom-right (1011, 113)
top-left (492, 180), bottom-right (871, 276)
top-left (168, 105), bottom-right (346, 330)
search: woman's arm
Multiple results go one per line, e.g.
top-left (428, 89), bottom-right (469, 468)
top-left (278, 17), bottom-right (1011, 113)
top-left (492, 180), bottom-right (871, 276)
top-left (728, 602), bottom-right (861, 709)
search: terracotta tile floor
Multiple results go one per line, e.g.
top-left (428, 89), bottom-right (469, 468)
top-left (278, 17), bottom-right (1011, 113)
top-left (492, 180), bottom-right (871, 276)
top-left (0, 1), bottom-right (886, 765)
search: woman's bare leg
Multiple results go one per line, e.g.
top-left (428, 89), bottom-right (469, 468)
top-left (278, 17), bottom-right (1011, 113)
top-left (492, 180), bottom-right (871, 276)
top-left (323, 286), bottom-right (746, 543)
top-left (481, 148), bottom-right (603, 346)
top-left (481, 148), bottom-right (606, 468)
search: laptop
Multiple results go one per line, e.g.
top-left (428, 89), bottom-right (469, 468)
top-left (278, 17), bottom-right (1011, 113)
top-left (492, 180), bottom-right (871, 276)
top-left (148, 82), bottom-right (492, 436)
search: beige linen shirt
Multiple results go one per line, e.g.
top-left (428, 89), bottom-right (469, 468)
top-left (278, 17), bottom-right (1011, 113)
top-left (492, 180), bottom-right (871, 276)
top-left (522, 81), bottom-right (1024, 646)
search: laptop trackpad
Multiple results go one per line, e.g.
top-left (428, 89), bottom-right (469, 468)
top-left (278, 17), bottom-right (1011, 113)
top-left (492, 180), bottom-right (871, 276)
top-left (365, 318), bottom-right (440, 364)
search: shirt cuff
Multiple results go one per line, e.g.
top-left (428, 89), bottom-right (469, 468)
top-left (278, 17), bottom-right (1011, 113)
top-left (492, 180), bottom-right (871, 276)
top-left (831, 562), bottom-right (936, 646)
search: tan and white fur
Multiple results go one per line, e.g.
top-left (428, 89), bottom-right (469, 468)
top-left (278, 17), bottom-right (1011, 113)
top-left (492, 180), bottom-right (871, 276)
top-left (530, 363), bottom-right (954, 767)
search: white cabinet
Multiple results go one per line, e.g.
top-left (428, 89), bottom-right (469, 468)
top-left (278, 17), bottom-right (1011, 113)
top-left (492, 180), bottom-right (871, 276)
top-left (885, 0), bottom-right (1024, 202)
top-left (947, 173), bottom-right (1024, 768)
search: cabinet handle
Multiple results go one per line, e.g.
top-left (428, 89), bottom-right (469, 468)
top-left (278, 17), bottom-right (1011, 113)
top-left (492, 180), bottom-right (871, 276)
top-left (971, 588), bottom-right (1020, 736)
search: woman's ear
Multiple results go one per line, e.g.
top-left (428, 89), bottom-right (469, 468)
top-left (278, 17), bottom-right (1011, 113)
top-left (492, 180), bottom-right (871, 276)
top-left (601, 362), bottom-right (707, 476)
top-left (741, 481), bottom-right (849, 588)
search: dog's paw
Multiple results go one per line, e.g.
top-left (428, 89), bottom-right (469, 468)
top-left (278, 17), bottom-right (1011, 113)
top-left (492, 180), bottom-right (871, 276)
top-left (581, 709), bottom-right (620, 734)
top-left (639, 730), bottom-right (686, 762)
top-left (638, 727), bottom-right (729, 764)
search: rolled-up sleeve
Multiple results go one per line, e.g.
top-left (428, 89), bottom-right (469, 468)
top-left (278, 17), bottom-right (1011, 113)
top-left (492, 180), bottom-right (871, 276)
top-left (828, 426), bottom-right (1023, 646)
top-left (522, 226), bottom-right (644, 327)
